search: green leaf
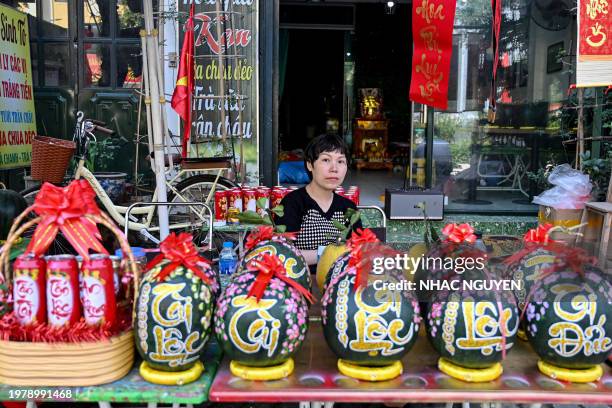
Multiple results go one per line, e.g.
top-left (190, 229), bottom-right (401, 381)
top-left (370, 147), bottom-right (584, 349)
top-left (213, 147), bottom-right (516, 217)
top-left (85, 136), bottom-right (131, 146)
top-left (345, 208), bottom-right (357, 219)
top-left (332, 220), bottom-right (347, 231)
top-left (275, 225), bottom-right (287, 233)
top-left (256, 197), bottom-right (267, 209)
top-left (349, 211), bottom-right (361, 226)
top-left (237, 210), bottom-right (265, 224)
top-left (270, 205), bottom-right (284, 217)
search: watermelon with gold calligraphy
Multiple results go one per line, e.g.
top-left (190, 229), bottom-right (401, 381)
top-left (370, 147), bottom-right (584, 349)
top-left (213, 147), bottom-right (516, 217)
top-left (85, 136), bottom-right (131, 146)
top-left (525, 263), bottom-right (612, 370)
top-left (239, 238), bottom-right (311, 291)
top-left (425, 278), bottom-right (519, 370)
top-left (323, 252), bottom-right (350, 291)
top-left (502, 247), bottom-right (556, 312)
top-left (135, 260), bottom-right (214, 373)
top-left (321, 266), bottom-right (421, 366)
top-left (214, 267), bottom-right (309, 367)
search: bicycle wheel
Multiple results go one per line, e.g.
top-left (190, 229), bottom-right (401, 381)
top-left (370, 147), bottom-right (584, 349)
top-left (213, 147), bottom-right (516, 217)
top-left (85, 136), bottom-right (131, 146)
top-left (165, 174), bottom-right (238, 245)
top-left (20, 185), bottom-right (42, 206)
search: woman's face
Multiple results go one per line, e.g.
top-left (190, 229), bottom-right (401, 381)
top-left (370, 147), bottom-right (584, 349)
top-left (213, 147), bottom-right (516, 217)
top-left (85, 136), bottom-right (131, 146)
top-left (306, 150), bottom-right (348, 191)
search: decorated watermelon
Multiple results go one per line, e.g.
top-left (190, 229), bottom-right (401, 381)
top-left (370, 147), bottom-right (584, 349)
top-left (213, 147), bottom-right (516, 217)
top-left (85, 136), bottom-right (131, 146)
top-left (416, 224), bottom-right (520, 382)
top-left (316, 208), bottom-right (361, 292)
top-left (525, 250), bottom-right (612, 383)
top-left (215, 254), bottom-right (313, 380)
top-left (323, 252), bottom-right (350, 291)
top-left (321, 230), bottom-right (420, 381)
top-left (135, 233), bottom-right (214, 385)
top-left (239, 226), bottom-right (311, 291)
top-left (502, 225), bottom-right (560, 310)
top-left (425, 280), bottom-right (519, 381)
top-left (414, 224), bottom-right (485, 315)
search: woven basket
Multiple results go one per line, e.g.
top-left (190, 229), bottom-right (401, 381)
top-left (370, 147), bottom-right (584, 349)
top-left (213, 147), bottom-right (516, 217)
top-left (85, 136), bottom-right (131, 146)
top-left (31, 135), bottom-right (76, 184)
top-left (0, 208), bottom-right (140, 386)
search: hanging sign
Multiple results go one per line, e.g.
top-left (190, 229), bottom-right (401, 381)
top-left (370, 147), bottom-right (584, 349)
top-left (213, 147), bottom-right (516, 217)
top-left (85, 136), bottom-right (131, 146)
top-left (179, 0), bottom-right (259, 185)
top-left (576, 0), bottom-right (612, 87)
top-left (0, 4), bottom-right (36, 169)
top-left (409, 0), bottom-right (457, 110)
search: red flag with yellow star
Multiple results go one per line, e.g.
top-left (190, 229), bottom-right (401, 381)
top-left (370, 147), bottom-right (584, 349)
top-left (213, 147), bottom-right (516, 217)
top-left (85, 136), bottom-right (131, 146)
top-left (171, 4), bottom-right (195, 158)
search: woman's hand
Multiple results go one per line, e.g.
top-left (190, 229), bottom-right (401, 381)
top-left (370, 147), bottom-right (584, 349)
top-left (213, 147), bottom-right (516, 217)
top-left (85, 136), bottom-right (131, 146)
top-left (301, 249), bottom-right (318, 266)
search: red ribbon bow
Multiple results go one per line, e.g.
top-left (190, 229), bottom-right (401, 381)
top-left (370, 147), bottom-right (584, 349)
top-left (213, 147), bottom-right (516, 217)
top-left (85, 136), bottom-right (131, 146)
top-left (503, 224), bottom-right (565, 267)
top-left (442, 223), bottom-right (477, 244)
top-left (347, 228), bottom-right (379, 251)
top-left (146, 232), bottom-right (212, 284)
top-left (26, 180), bottom-right (107, 260)
top-left (523, 224), bottom-right (555, 244)
top-left (244, 226), bottom-right (297, 251)
top-left (347, 228), bottom-right (380, 289)
top-left (246, 254), bottom-right (315, 303)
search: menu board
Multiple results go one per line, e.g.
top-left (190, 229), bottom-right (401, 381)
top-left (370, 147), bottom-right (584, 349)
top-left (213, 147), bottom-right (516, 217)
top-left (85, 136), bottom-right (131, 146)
top-left (0, 3), bottom-right (36, 169)
top-left (180, 0), bottom-right (259, 184)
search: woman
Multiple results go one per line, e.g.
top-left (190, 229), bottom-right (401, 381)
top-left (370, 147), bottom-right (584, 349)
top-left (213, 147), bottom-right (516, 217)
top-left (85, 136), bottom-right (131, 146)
top-left (276, 134), bottom-right (362, 267)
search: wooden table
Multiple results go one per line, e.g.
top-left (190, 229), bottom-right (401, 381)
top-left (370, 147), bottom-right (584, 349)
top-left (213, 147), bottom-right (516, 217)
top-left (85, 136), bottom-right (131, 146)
top-left (209, 321), bottom-right (612, 405)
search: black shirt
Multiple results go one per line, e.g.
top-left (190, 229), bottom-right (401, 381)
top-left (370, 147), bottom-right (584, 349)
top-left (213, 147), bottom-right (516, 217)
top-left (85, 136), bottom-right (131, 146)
top-left (275, 187), bottom-right (363, 251)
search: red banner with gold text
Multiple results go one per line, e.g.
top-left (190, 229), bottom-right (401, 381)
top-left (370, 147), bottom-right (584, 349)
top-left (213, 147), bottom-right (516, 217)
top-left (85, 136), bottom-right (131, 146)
top-left (409, 0), bottom-right (457, 110)
top-left (576, 0), bottom-right (612, 87)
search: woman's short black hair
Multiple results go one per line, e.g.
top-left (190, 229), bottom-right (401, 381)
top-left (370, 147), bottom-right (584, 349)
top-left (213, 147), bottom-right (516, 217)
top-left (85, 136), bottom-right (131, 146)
top-left (303, 134), bottom-right (350, 180)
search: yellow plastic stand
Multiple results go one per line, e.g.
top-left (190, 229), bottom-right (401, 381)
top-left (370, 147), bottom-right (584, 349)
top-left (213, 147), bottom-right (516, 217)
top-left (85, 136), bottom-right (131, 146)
top-left (537, 360), bottom-right (603, 383)
top-left (230, 358), bottom-right (295, 381)
top-left (438, 358), bottom-right (503, 382)
top-left (337, 359), bottom-right (403, 382)
top-left (139, 361), bottom-right (204, 385)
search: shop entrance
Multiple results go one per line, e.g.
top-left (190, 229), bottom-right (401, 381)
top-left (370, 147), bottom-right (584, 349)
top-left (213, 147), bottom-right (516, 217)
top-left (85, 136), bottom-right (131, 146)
top-left (277, 1), bottom-right (412, 197)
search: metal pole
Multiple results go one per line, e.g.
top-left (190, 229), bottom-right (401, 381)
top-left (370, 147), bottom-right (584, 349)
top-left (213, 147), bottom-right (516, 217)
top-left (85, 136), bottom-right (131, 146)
top-left (214, 0), bottom-right (228, 144)
top-left (229, 2), bottom-right (245, 184)
top-left (577, 88), bottom-right (584, 171)
top-left (139, 31), bottom-right (155, 164)
top-left (124, 201), bottom-right (213, 251)
top-left (143, 0), bottom-right (170, 239)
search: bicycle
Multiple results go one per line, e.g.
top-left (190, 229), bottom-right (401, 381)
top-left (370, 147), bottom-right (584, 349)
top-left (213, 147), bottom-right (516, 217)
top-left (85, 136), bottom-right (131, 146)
top-left (21, 111), bottom-right (238, 245)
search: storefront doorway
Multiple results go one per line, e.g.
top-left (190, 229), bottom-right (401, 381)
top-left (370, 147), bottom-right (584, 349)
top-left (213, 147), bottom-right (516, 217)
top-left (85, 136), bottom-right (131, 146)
top-left (277, 1), bottom-right (412, 197)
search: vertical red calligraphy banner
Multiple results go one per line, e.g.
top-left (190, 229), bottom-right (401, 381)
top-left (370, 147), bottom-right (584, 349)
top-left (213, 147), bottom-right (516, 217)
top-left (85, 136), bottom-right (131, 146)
top-left (579, 0), bottom-right (612, 59)
top-left (409, 0), bottom-right (458, 110)
top-left (577, 0), bottom-right (612, 87)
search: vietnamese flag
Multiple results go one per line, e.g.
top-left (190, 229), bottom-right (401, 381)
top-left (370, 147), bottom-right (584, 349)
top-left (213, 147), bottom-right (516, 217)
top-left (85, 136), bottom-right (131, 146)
top-left (171, 4), bottom-right (195, 158)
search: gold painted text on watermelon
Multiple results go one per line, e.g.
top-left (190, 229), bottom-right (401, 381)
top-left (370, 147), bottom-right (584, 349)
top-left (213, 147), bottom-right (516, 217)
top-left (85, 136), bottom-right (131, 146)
top-left (150, 283), bottom-right (205, 367)
top-left (229, 295), bottom-right (280, 357)
top-left (245, 245), bottom-right (305, 279)
top-left (548, 284), bottom-right (612, 358)
top-left (457, 301), bottom-right (516, 355)
top-left (349, 286), bottom-right (414, 356)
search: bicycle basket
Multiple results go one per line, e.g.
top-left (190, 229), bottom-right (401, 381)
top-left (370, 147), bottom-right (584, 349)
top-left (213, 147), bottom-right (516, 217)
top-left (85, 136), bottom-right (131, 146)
top-left (31, 135), bottom-right (76, 184)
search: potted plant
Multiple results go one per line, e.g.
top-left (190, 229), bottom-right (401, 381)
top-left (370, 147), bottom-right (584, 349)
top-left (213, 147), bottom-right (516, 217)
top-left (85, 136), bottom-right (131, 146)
top-left (85, 138), bottom-right (127, 203)
top-left (580, 150), bottom-right (612, 201)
